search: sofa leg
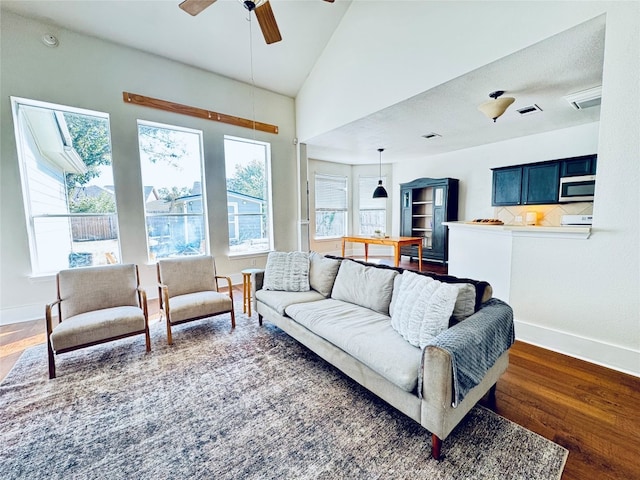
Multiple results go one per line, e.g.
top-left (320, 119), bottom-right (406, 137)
top-left (431, 434), bottom-right (442, 460)
top-left (258, 314), bottom-right (263, 326)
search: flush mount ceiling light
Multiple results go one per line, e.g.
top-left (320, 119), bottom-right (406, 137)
top-left (372, 148), bottom-right (388, 199)
top-left (478, 90), bottom-right (515, 122)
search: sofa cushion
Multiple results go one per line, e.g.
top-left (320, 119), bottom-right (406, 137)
top-left (285, 299), bottom-right (421, 392)
top-left (331, 259), bottom-right (398, 315)
top-left (263, 251), bottom-right (310, 292)
top-left (451, 283), bottom-right (477, 322)
top-left (391, 271), bottom-right (458, 348)
top-left (168, 291), bottom-right (232, 323)
top-left (50, 306), bottom-right (145, 352)
top-left (256, 289), bottom-right (325, 316)
top-left (325, 255), bottom-right (492, 310)
top-left (309, 252), bottom-right (341, 297)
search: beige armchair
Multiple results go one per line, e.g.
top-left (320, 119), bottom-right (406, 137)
top-left (157, 255), bottom-right (235, 345)
top-left (46, 264), bottom-right (151, 379)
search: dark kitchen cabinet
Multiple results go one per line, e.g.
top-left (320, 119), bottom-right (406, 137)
top-left (560, 154), bottom-right (597, 177)
top-left (400, 177), bottom-right (459, 264)
top-left (492, 162), bottom-right (560, 206)
top-left (522, 162), bottom-right (560, 205)
top-left (492, 167), bottom-right (523, 206)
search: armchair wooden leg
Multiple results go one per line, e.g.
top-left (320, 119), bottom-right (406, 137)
top-left (144, 326), bottom-right (151, 352)
top-left (47, 340), bottom-right (56, 379)
top-left (258, 314), bottom-right (263, 326)
top-left (230, 309), bottom-right (236, 329)
top-left (431, 434), bottom-right (442, 460)
top-left (166, 318), bottom-right (173, 345)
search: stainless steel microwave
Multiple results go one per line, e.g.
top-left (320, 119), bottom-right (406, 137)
top-left (559, 175), bottom-right (596, 202)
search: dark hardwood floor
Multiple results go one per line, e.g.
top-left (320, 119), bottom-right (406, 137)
top-left (1, 259), bottom-right (638, 479)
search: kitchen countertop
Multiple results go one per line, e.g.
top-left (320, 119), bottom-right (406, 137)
top-left (443, 221), bottom-right (591, 239)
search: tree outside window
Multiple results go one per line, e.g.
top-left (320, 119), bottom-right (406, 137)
top-left (224, 136), bottom-right (273, 254)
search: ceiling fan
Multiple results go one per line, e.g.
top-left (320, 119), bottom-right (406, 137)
top-left (179, 0), bottom-right (334, 45)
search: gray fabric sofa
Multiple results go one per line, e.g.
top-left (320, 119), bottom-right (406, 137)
top-left (255, 254), bottom-right (514, 459)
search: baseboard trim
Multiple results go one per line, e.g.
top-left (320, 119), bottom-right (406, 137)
top-left (0, 304), bottom-right (44, 326)
top-left (514, 319), bottom-right (640, 377)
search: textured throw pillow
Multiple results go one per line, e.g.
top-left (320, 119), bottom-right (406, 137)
top-left (263, 251), bottom-right (310, 292)
top-left (391, 271), bottom-right (458, 347)
top-left (308, 252), bottom-right (342, 297)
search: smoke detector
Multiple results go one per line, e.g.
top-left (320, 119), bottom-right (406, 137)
top-left (564, 86), bottom-right (602, 110)
top-left (42, 33), bottom-right (59, 47)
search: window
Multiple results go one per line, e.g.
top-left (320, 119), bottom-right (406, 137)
top-left (11, 97), bottom-right (120, 275)
top-left (359, 176), bottom-right (387, 235)
top-left (138, 121), bottom-right (207, 260)
top-left (315, 174), bottom-right (348, 239)
top-left (224, 136), bottom-right (273, 254)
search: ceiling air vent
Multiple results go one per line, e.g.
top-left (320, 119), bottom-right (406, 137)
top-left (422, 132), bottom-right (442, 140)
top-left (564, 86), bottom-right (602, 110)
top-left (516, 104), bottom-right (543, 116)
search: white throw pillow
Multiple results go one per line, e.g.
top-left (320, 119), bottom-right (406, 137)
top-left (391, 271), bottom-right (458, 347)
top-left (263, 251), bottom-right (310, 292)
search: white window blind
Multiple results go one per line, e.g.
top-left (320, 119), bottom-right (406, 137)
top-left (315, 174), bottom-right (347, 238)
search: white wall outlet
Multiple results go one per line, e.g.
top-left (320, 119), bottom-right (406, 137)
top-left (515, 215), bottom-right (523, 224)
top-left (250, 259), bottom-right (256, 266)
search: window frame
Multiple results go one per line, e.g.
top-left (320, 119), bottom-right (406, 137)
top-left (223, 135), bottom-right (274, 256)
top-left (314, 173), bottom-right (348, 240)
top-left (11, 96), bottom-right (121, 276)
top-left (358, 175), bottom-right (388, 235)
top-left (137, 120), bottom-right (208, 261)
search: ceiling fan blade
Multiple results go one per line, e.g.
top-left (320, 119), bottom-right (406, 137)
top-left (179, 0), bottom-right (217, 16)
top-left (254, 1), bottom-right (282, 44)
top-left (323, 0), bottom-right (335, 2)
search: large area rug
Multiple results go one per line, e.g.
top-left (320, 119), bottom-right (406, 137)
top-left (1, 308), bottom-right (567, 479)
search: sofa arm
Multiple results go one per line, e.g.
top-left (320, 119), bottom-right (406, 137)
top-left (420, 298), bottom-right (514, 406)
top-left (254, 270), bottom-right (264, 291)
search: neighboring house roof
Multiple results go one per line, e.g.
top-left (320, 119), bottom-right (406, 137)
top-left (70, 185), bottom-right (113, 202)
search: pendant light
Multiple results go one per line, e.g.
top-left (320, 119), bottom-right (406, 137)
top-left (478, 90), bottom-right (515, 122)
top-left (372, 148), bottom-right (388, 199)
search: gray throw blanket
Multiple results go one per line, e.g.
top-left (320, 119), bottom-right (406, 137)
top-left (420, 298), bottom-right (515, 407)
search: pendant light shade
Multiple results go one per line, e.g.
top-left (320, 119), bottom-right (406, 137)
top-left (478, 90), bottom-right (515, 122)
top-left (373, 148), bottom-right (388, 198)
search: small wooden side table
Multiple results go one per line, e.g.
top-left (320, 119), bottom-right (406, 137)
top-left (241, 268), bottom-right (264, 317)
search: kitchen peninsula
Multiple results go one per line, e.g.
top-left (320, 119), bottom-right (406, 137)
top-left (443, 221), bottom-right (592, 302)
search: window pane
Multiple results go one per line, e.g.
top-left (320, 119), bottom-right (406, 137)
top-left (315, 174), bottom-right (348, 239)
top-left (12, 98), bottom-right (120, 274)
top-left (359, 176), bottom-right (386, 234)
top-left (138, 121), bottom-right (207, 260)
top-left (224, 136), bottom-right (272, 254)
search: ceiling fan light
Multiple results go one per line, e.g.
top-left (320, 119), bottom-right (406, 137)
top-left (478, 91), bottom-right (515, 122)
top-left (373, 181), bottom-right (388, 199)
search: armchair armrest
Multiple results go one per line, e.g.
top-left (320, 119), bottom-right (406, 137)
top-left (45, 299), bottom-right (62, 336)
top-left (137, 285), bottom-right (149, 323)
top-left (421, 298), bottom-right (514, 406)
top-left (215, 275), bottom-right (234, 302)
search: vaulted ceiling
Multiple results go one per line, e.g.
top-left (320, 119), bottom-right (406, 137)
top-left (2, 1), bottom-right (604, 165)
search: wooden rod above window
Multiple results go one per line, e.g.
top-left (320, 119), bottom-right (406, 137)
top-left (122, 92), bottom-right (279, 135)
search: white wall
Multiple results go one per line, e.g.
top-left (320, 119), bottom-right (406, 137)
top-left (0, 12), bottom-right (298, 323)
